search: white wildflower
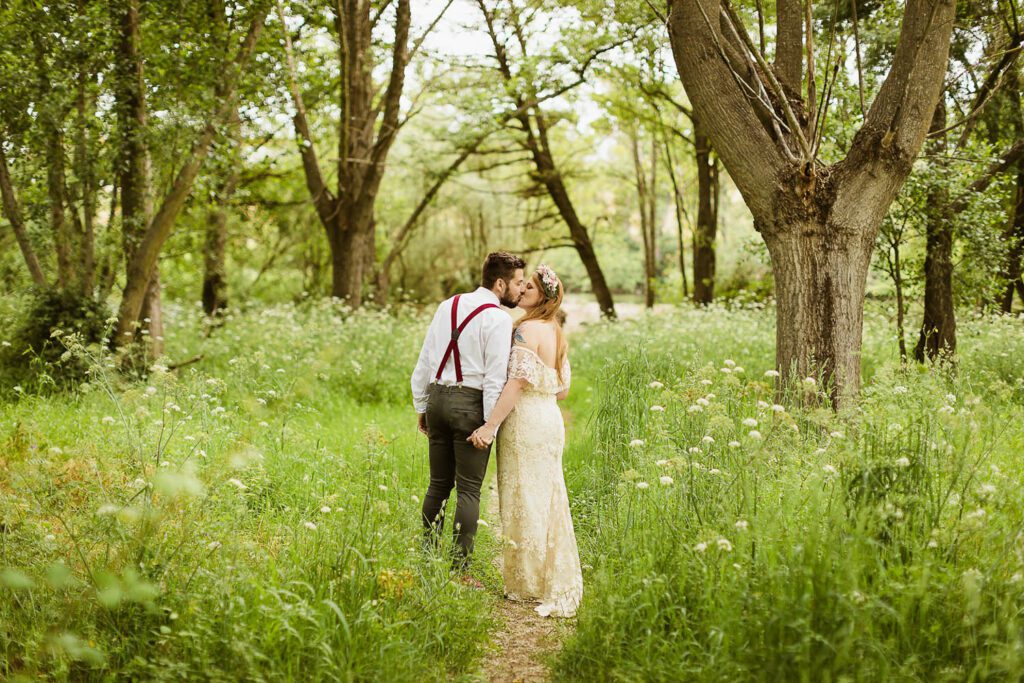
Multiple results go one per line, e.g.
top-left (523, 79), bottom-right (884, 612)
top-left (893, 385), bottom-right (908, 394)
top-left (648, 381), bottom-right (664, 389)
top-left (748, 430), bottom-right (762, 440)
top-left (702, 435), bottom-right (715, 444)
top-left (101, 416), bottom-right (116, 425)
top-left (724, 359), bottom-right (736, 368)
top-left (659, 476), bottom-right (674, 486)
top-left (757, 400), bottom-right (770, 409)
top-left (772, 404), bottom-right (785, 413)
top-left (733, 367), bottom-right (744, 374)
top-left (694, 542), bottom-right (707, 553)
top-left (228, 478), bottom-right (248, 490)
top-left (303, 521), bottom-right (317, 531)
top-left (320, 506), bottom-right (332, 513)
top-left (700, 379), bottom-right (713, 386)
top-left (650, 405), bottom-right (665, 413)
top-left (735, 520), bottom-right (749, 531)
top-left (688, 404), bottom-right (704, 414)
top-left (636, 481), bottom-right (649, 490)
top-left (656, 459), bottom-right (669, 467)
top-left (696, 397), bottom-right (710, 406)
top-left (720, 367), bottom-right (732, 374)
top-left (716, 538), bottom-right (733, 552)
top-left (829, 431), bottom-right (844, 439)
top-left (802, 377), bottom-right (817, 389)
top-left (742, 417), bottom-right (758, 428)
top-left (764, 370), bottom-right (780, 378)
top-left (895, 457), bottom-right (910, 468)
top-left (728, 441), bottom-right (741, 449)
top-left (629, 439), bottom-right (645, 448)
top-left (207, 541), bottom-right (222, 551)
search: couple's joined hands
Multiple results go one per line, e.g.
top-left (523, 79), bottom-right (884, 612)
top-left (417, 413), bottom-right (494, 450)
top-left (468, 423), bottom-right (496, 450)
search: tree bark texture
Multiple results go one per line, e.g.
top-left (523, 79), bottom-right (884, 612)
top-left (202, 168), bottom-right (238, 316)
top-left (667, 0), bottom-right (955, 406)
top-left (914, 101), bottom-right (956, 362)
top-left (281, 0), bottom-right (411, 306)
top-left (0, 142), bottom-right (47, 287)
top-left (693, 117), bottom-right (717, 304)
top-left (1001, 166), bottom-right (1024, 312)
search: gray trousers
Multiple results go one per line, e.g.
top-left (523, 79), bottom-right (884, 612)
top-left (421, 383), bottom-right (492, 566)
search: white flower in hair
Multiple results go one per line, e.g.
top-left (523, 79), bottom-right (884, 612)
top-left (536, 263), bottom-right (560, 298)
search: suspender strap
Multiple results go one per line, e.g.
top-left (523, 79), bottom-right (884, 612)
top-left (434, 295), bottom-right (500, 382)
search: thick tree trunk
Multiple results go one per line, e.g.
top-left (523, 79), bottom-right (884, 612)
top-left (0, 143), bottom-right (47, 287)
top-left (692, 119), bottom-right (716, 304)
top-left (914, 102), bottom-right (956, 361)
top-left (114, 0), bottom-right (155, 356)
top-left (329, 214), bottom-right (374, 303)
top-left (1001, 167), bottom-right (1024, 312)
top-left (766, 224), bottom-right (873, 405)
top-left (667, 0), bottom-right (955, 407)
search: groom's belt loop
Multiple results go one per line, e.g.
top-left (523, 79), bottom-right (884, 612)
top-left (435, 294), bottom-right (499, 384)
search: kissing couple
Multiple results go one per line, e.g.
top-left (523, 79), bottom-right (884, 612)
top-left (410, 251), bottom-right (583, 618)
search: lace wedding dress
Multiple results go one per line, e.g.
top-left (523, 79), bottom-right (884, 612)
top-left (496, 345), bottom-right (583, 618)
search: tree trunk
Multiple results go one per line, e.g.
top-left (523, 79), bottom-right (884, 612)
top-left (667, 0), bottom-right (955, 407)
top-left (475, 1), bottom-right (616, 318)
top-left (692, 118), bottom-right (716, 304)
top-left (75, 65), bottom-right (97, 299)
top-left (766, 224), bottom-right (873, 404)
top-left (664, 139), bottom-right (689, 298)
top-left (632, 131), bottom-right (657, 308)
top-left (112, 8), bottom-right (266, 350)
top-left (0, 142), bottom-right (47, 287)
top-left (914, 101), bottom-right (956, 362)
top-left (1001, 166), bottom-right (1024, 312)
top-left (202, 168), bottom-right (238, 316)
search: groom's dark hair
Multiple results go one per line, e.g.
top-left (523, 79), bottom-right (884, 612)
top-left (481, 251), bottom-right (526, 289)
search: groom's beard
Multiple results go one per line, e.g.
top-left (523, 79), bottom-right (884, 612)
top-left (499, 292), bottom-right (521, 308)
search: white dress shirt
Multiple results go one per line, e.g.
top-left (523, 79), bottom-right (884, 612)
top-left (411, 287), bottom-right (513, 424)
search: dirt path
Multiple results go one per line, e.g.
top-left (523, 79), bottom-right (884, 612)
top-left (484, 485), bottom-right (565, 683)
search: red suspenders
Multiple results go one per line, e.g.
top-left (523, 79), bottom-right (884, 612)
top-left (434, 294), bottom-right (499, 383)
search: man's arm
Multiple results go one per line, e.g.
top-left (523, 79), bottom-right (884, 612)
top-left (481, 312), bottom-right (513, 424)
top-left (411, 303), bottom-right (445, 414)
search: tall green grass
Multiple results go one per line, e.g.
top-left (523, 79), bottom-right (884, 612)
top-left (0, 299), bottom-right (494, 681)
top-left (556, 305), bottom-right (1024, 681)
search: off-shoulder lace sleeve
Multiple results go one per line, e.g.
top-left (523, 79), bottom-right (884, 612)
top-left (558, 357), bottom-right (571, 393)
top-left (508, 345), bottom-right (542, 386)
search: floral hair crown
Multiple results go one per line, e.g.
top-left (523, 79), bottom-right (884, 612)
top-left (536, 263), bottom-right (560, 299)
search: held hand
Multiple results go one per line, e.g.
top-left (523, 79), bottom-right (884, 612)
top-left (417, 413), bottom-right (428, 436)
top-left (467, 423), bottom-right (496, 449)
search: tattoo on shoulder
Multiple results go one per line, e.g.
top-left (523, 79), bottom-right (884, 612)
top-left (513, 328), bottom-right (527, 346)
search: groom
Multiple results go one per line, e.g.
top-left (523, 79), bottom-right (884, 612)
top-left (410, 251), bottom-right (526, 569)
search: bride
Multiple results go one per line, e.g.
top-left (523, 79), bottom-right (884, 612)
top-left (468, 264), bottom-right (583, 618)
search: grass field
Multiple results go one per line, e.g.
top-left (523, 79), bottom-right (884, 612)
top-left (1, 298), bottom-right (1023, 680)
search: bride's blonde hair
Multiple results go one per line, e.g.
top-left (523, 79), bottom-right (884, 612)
top-left (516, 267), bottom-right (568, 384)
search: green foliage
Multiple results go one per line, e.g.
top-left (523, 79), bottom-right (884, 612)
top-left (0, 299), bottom-right (493, 681)
top-left (554, 305), bottom-right (1024, 681)
top-left (0, 288), bottom-right (111, 394)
